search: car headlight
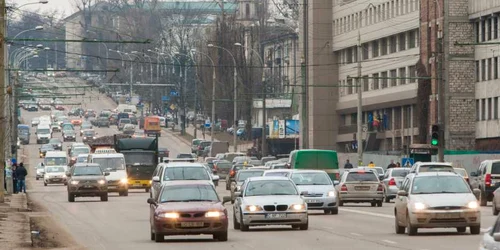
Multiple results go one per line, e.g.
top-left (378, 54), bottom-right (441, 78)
top-left (205, 211), bottom-right (222, 217)
top-left (93, 137), bottom-right (96, 139)
top-left (291, 204), bottom-right (306, 210)
top-left (245, 205), bottom-right (263, 212)
top-left (70, 180), bottom-right (79, 185)
top-left (97, 180), bottom-right (106, 185)
top-left (327, 191), bottom-right (336, 197)
top-left (62, 174), bottom-right (67, 178)
top-left (414, 202), bottom-right (427, 210)
top-left (467, 201), bottom-right (479, 209)
top-left (58, 144), bottom-right (61, 147)
top-left (159, 212), bottom-right (179, 219)
top-left (120, 178), bottom-right (128, 184)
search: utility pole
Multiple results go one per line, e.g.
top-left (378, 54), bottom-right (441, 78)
top-left (436, 1), bottom-right (445, 162)
top-left (356, 31), bottom-right (363, 166)
top-left (0, 0), bottom-right (7, 202)
top-left (300, 0), bottom-right (308, 149)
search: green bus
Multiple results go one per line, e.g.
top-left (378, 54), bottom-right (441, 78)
top-left (289, 149), bottom-right (340, 180)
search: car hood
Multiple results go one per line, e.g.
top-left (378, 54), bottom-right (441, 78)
top-left (156, 201), bottom-right (224, 213)
top-left (296, 185), bottom-right (334, 195)
top-left (71, 176), bottom-right (106, 181)
top-left (105, 171), bottom-right (127, 181)
top-left (242, 195), bottom-right (303, 205)
top-left (410, 193), bottom-right (477, 207)
top-left (36, 169), bottom-right (45, 173)
top-left (45, 172), bottom-right (65, 177)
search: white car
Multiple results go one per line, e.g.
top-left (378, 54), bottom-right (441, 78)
top-left (44, 166), bottom-right (67, 186)
top-left (31, 118), bottom-right (40, 127)
top-left (480, 215), bottom-right (500, 250)
top-left (159, 117), bottom-right (166, 127)
top-left (35, 163), bottom-right (45, 180)
top-left (229, 176), bottom-right (308, 231)
top-left (290, 170), bottom-right (339, 214)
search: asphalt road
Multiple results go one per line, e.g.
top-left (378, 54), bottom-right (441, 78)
top-left (21, 78), bottom-right (496, 250)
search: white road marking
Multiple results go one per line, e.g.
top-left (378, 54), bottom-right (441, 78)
top-left (340, 208), bottom-right (395, 219)
top-left (382, 240), bottom-right (397, 244)
top-left (322, 226), bottom-right (334, 230)
top-left (350, 232), bottom-right (363, 236)
top-left (481, 228), bottom-right (490, 233)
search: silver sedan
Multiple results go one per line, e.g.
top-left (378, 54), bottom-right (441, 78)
top-left (227, 176), bottom-right (308, 231)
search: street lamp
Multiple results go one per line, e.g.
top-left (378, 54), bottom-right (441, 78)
top-left (207, 43), bottom-right (238, 152)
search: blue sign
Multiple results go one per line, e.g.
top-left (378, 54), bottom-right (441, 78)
top-left (285, 120), bottom-right (299, 135)
top-left (401, 158), bottom-right (414, 167)
top-left (205, 119), bottom-right (211, 128)
top-left (170, 90), bottom-right (179, 96)
top-left (11, 159), bottom-right (17, 165)
top-left (162, 96), bottom-right (170, 101)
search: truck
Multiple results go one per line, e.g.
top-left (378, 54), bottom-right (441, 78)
top-left (209, 141), bottom-right (229, 157)
top-left (144, 116), bottom-right (161, 137)
top-left (114, 135), bottom-right (159, 192)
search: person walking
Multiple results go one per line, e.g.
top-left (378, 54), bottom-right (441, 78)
top-left (15, 163), bottom-right (28, 193)
top-left (344, 159), bottom-right (354, 169)
top-left (387, 160), bottom-right (397, 169)
top-left (12, 164), bottom-right (18, 194)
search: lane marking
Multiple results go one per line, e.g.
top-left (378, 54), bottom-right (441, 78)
top-left (350, 232), bottom-right (363, 236)
top-left (382, 240), bottom-right (397, 244)
top-left (340, 208), bottom-right (395, 219)
top-left (322, 226), bottom-right (334, 230)
top-left (481, 228), bottom-right (490, 233)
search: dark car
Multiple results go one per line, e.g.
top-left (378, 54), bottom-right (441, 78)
top-left (84, 109), bottom-right (97, 118)
top-left (39, 144), bottom-right (55, 158)
top-left (225, 164), bottom-right (254, 190)
top-left (96, 117), bottom-right (110, 128)
top-left (82, 130), bottom-right (96, 143)
top-left (27, 105), bottom-right (38, 111)
top-left (130, 115), bottom-right (138, 125)
top-left (49, 138), bottom-right (63, 150)
top-left (147, 181), bottom-right (228, 242)
top-left (197, 141), bottom-right (211, 156)
top-left (63, 130), bottom-right (77, 142)
top-left (67, 163), bottom-right (109, 202)
top-left (213, 160), bottom-right (232, 179)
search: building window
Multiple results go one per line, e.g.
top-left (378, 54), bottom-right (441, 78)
top-left (399, 33), bottom-right (406, 51)
top-left (372, 40), bottom-right (379, 58)
top-left (390, 35), bottom-right (397, 53)
top-left (476, 22), bottom-right (480, 43)
top-left (347, 78), bottom-right (353, 95)
top-left (495, 97), bottom-right (499, 119)
top-left (399, 67), bottom-right (406, 85)
top-left (476, 99), bottom-right (480, 121)
top-left (482, 99), bottom-right (486, 120)
top-left (362, 43), bottom-right (369, 60)
top-left (346, 48), bottom-right (353, 64)
top-left (481, 59), bottom-right (486, 81)
top-left (390, 69), bottom-right (397, 86)
top-left (481, 20), bottom-right (486, 42)
top-left (351, 113), bottom-right (357, 125)
top-left (476, 60), bottom-right (480, 82)
top-left (495, 17), bottom-right (499, 40)
top-left (381, 71), bottom-right (388, 88)
top-left (245, 3), bottom-right (250, 18)
top-left (373, 73), bottom-right (379, 90)
top-left (495, 57), bottom-right (499, 79)
top-left (489, 98), bottom-right (493, 120)
top-left (353, 46), bottom-right (358, 62)
top-left (381, 38), bottom-right (387, 55)
top-left (408, 30), bottom-right (416, 48)
top-left (363, 75), bottom-right (369, 91)
top-left (488, 58), bottom-right (493, 80)
top-left (409, 65), bottom-right (416, 82)
top-left (488, 18), bottom-right (492, 41)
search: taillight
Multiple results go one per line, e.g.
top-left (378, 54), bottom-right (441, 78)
top-left (485, 174), bottom-right (492, 187)
top-left (377, 184), bottom-right (384, 191)
top-left (388, 178), bottom-right (396, 186)
top-left (340, 185), bottom-right (348, 192)
top-left (335, 173), bottom-right (340, 180)
top-left (230, 170), bottom-right (235, 177)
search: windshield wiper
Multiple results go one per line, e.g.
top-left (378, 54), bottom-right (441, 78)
top-left (270, 193), bottom-right (294, 195)
top-left (184, 199), bottom-right (216, 202)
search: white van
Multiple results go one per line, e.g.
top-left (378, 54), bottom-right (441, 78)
top-left (88, 153), bottom-right (128, 196)
top-left (36, 124), bottom-right (52, 144)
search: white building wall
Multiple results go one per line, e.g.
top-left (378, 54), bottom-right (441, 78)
top-left (65, 15), bottom-right (84, 69)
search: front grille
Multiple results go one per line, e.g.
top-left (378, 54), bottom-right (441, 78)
top-left (174, 223), bottom-right (209, 229)
top-left (429, 218), bottom-right (466, 223)
top-left (276, 205), bottom-right (288, 211)
top-left (251, 219), bottom-right (302, 223)
top-left (263, 205), bottom-right (288, 211)
top-left (179, 213), bottom-right (191, 218)
top-left (263, 205), bottom-right (276, 211)
top-left (304, 194), bottom-right (323, 197)
top-left (307, 202), bottom-right (324, 207)
top-left (178, 212), bottom-right (207, 218)
top-left (430, 206), bottom-right (466, 210)
top-left (107, 180), bottom-right (119, 185)
top-left (82, 180), bottom-right (97, 184)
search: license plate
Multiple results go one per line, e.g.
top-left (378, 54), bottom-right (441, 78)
top-left (307, 200), bottom-right (321, 203)
top-left (180, 222), bottom-right (204, 228)
top-left (133, 184), bottom-right (142, 187)
top-left (84, 185), bottom-right (92, 188)
top-left (265, 213), bottom-right (287, 219)
top-left (52, 178), bottom-right (60, 182)
top-left (354, 186), bottom-right (370, 191)
top-left (436, 213), bottom-right (460, 219)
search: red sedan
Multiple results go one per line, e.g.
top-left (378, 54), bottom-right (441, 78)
top-left (147, 181), bottom-right (229, 242)
top-left (55, 105), bottom-right (65, 111)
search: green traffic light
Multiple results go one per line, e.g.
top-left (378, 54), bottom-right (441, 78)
top-left (431, 139), bottom-right (438, 146)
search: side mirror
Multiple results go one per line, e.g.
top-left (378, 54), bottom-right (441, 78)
top-left (473, 189), bottom-right (481, 200)
top-left (222, 196), bottom-right (231, 204)
top-left (147, 198), bottom-right (156, 205)
top-left (470, 172), bottom-right (478, 177)
top-left (333, 180), bottom-right (340, 186)
top-left (494, 232), bottom-right (500, 242)
top-left (300, 191), bottom-right (308, 196)
top-left (397, 190), bottom-right (407, 197)
top-left (104, 172), bottom-right (110, 176)
top-left (152, 176), bottom-right (160, 182)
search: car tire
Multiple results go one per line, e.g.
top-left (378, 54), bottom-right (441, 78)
top-left (371, 202), bottom-right (376, 207)
top-left (394, 214), bottom-right (405, 234)
top-left (493, 201), bottom-right (499, 216)
top-left (384, 193), bottom-right (390, 203)
top-left (214, 181), bottom-right (218, 187)
top-left (299, 220), bottom-right (308, 230)
top-left (240, 212), bottom-right (249, 231)
top-left (150, 228), bottom-right (155, 241)
top-left (44, 182), bottom-right (47, 186)
top-left (226, 183), bottom-right (230, 191)
top-left (323, 209), bottom-right (331, 214)
top-left (64, 182), bottom-right (67, 186)
top-left (36, 177), bottom-right (39, 180)
top-left (331, 207), bottom-right (339, 215)
top-left (233, 211), bottom-right (240, 230)
top-left (122, 190), bottom-right (128, 196)
top-left (68, 193), bottom-right (75, 202)
top-left (213, 231), bottom-right (228, 242)
top-left (377, 201), bottom-right (383, 207)
top-left (145, 188), bottom-right (150, 193)
top-left (407, 215), bottom-right (417, 236)
top-left (154, 233), bottom-right (164, 242)
top-left (470, 226), bottom-right (481, 235)
top-left (101, 193), bottom-right (108, 202)
top-left (480, 190), bottom-right (488, 206)
top-left (456, 227), bottom-right (466, 233)
top-left (339, 200), bottom-right (344, 206)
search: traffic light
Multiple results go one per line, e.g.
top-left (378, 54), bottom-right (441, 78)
top-left (431, 124), bottom-right (440, 146)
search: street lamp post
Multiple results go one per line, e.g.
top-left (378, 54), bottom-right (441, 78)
top-left (208, 44), bottom-right (238, 152)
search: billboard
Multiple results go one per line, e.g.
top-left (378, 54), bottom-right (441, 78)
top-left (285, 120), bottom-right (299, 137)
top-left (270, 120), bottom-right (280, 138)
top-left (268, 120), bottom-right (299, 138)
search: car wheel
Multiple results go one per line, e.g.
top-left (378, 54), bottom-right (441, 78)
top-left (377, 201), bottom-right (383, 207)
top-left (299, 219), bottom-right (308, 230)
top-left (36, 177), bottom-right (39, 180)
top-left (331, 207), bottom-right (339, 215)
top-left (214, 181), bottom-right (218, 187)
top-left (494, 201), bottom-right (499, 216)
top-left (154, 233), bottom-right (164, 242)
top-left (44, 182), bottom-right (47, 186)
top-left (145, 188), bottom-right (150, 193)
top-left (394, 214), bottom-right (405, 234)
top-left (122, 190), bottom-right (128, 196)
top-left (456, 227), bottom-right (466, 233)
top-left (150, 228), bottom-right (155, 241)
top-left (68, 193), bottom-right (75, 202)
top-left (226, 183), bottom-right (230, 191)
top-left (470, 225), bottom-right (481, 235)
top-left (101, 193), bottom-right (108, 202)
top-left (480, 190), bottom-right (488, 206)
top-left (323, 209), bottom-right (331, 214)
top-left (407, 215), bottom-right (417, 236)
top-left (371, 202), bottom-right (376, 207)
top-left (233, 211), bottom-right (241, 229)
top-left (338, 200), bottom-right (344, 206)
top-left (213, 231), bottom-right (228, 241)
top-left (384, 193), bottom-right (390, 203)
top-left (240, 212), bottom-right (249, 231)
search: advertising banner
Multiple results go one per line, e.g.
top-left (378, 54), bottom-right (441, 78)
top-left (278, 120), bottom-right (285, 138)
top-left (285, 120), bottom-right (299, 137)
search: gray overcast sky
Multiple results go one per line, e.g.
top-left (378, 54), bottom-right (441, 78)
top-left (11, 0), bottom-right (76, 17)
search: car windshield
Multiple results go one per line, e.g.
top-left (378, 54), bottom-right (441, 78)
top-left (46, 166), bottom-right (65, 173)
top-left (72, 148), bottom-right (90, 156)
top-left (41, 144), bottom-right (54, 150)
top-left (264, 172), bottom-right (291, 177)
top-left (37, 129), bottom-right (50, 134)
top-left (419, 165), bottom-right (454, 173)
top-left (123, 152), bottom-right (156, 166)
top-left (272, 164), bottom-right (287, 169)
top-left (292, 172), bottom-right (332, 185)
top-left (120, 119), bottom-right (131, 124)
top-left (411, 176), bottom-right (471, 194)
top-left (44, 157), bottom-right (67, 166)
top-left (237, 171), bottom-right (265, 181)
top-left (92, 157), bottom-right (125, 171)
top-left (216, 162), bottom-right (232, 169)
top-left (73, 166), bottom-right (102, 176)
top-left (83, 131), bottom-right (95, 136)
top-left (245, 180), bottom-right (298, 196)
top-left (391, 169), bottom-right (410, 177)
top-left (177, 154), bottom-right (193, 158)
top-left (346, 172), bottom-right (378, 182)
top-left (134, 132), bottom-right (144, 136)
top-left (163, 167), bottom-right (210, 181)
top-left (65, 131), bottom-right (75, 135)
top-left (49, 139), bottom-right (61, 144)
top-left (249, 160), bottom-right (262, 166)
top-left (492, 162), bottom-right (500, 174)
top-left (82, 124), bottom-right (91, 129)
top-left (159, 185), bottom-right (219, 203)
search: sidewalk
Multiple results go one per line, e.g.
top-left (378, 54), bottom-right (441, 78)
top-left (0, 193), bottom-right (32, 249)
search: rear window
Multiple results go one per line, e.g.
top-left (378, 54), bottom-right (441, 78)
top-left (391, 169), bottom-right (410, 177)
top-left (346, 172), bottom-right (378, 182)
top-left (265, 172), bottom-right (290, 177)
top-left (419, 165), bottom-right (454, 173)
top-left (216, 162), bottom-right (232, 169)
top-left (492, 162), bottom-right (500, 174)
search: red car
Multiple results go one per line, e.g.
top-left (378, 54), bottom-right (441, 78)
top-left (55, 105), bottom-right (65, 111)
top-left (147, 181), bottom-right (229, 242)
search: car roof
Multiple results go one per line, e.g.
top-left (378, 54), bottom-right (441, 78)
top-left (162, 162), bottom-right (205, 168)
top-left (73, 163), bottom-right (101, 168)
top-left (162, 180), bottom-right (214, 187)
top-left (292, 169), bottom-right (327, 174)
top-left (45, 151), bottom-right (67, 157)
top-left (247, 176), bottom-right (292, 182)
top-left (415, 162), bottom-right (453, 166)
top-left (264, 169), bottom-right (295, 172)
top-left (90, 153), bottom-right (124, 158)
top-left (414, 172), bottom-right (460, 177)
top-left (238, 169), bottom-right (266, 172)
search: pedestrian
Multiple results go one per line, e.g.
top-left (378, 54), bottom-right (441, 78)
top-left (12, 164), bottom-right (18, 194)
top-left (387, 160), bottom-right (397, 169)
top-left (397, 162), bottom-right (402, 168)
top-left (15, 163), bottom-right (28, 193)
top-left (368, 161), bottom-right (375, 168)
top-left (344, 159), bottom-right (353, 169)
